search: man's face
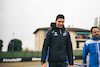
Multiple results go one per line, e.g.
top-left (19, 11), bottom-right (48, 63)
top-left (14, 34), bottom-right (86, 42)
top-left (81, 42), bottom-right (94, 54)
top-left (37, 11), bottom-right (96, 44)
top-left (91, 28), bottom-right (100, 39)
top-left (55, 18), bottom-right (64, 28)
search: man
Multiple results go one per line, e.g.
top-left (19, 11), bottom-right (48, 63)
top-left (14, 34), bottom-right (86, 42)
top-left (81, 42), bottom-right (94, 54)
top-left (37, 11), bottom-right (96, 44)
top-left (41, 14), bottom-right (73, 67)
top-left (82, 26), bottom-right (100, 67)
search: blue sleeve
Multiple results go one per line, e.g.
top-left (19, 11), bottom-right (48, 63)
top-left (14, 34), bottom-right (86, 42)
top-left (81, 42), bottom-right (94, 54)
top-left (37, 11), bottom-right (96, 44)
top-left (66, 56), bottom-right (69, 63)
top-left (82, 43), bottom-right (88, 63)
top-left (46, 47), bottom-right (49, 61)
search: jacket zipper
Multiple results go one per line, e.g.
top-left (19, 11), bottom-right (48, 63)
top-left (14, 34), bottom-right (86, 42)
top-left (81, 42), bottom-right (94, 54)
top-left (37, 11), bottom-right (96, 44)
top-left (97, 42), bottom-right (100, 66)
top-left (59, 29), bottom-right (62, 62)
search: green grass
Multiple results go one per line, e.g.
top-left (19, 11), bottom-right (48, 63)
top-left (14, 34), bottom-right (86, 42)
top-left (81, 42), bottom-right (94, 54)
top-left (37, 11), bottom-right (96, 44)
top-left (73, 50), bottom-right (82, 56)
top-left (0, 51), bottom-right (42, 58)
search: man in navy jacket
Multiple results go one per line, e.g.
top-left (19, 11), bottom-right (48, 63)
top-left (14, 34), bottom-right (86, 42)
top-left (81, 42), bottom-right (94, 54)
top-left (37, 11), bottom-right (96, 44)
top-left (41, 14), bottom-right (73, 67)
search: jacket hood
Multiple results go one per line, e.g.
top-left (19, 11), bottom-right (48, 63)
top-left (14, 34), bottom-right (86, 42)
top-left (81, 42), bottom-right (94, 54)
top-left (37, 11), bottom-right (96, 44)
top-left (50, 22), bottom-right (56, 29)
top-left (50, 22), bottom-right (65, 30)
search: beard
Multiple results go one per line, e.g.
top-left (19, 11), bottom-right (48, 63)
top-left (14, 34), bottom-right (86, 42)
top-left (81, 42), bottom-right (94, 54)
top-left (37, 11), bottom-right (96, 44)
top-left (95, 34), bottom-right (99, 39)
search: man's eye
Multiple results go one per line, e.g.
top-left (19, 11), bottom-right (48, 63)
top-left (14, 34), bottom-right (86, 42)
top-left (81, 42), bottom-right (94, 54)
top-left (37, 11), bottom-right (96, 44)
top-left (58, 21), bottom-right (64, 23)
top-left (58, 21), bottom-right (61, 22)
top-left (62, 21), bottom-right (64, 23)
top-left (94, 31), bottom-right (99, 33)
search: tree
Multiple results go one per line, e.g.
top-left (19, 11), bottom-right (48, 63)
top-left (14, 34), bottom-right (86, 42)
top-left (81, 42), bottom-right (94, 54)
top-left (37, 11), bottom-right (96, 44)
top-left (0, 39), bottom-right (3, 52)
top-left (7, 39), bottom-right (22, 52)
top-left (22, 48), bottom-right (30, 52)
top-left (94, 17), bottom-right (98, 26)
top-left (99, 17), bottom-right (100, 29)
top-left (94, 16), bottom-right (100, 29)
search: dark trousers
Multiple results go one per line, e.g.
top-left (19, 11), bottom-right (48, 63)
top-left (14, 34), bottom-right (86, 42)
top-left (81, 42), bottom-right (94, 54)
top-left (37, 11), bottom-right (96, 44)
top-left (49, 62), bottom-right (66, 67)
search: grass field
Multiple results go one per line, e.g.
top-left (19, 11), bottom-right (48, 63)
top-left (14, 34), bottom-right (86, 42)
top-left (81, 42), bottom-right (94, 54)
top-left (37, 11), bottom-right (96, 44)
top-left (0, 60), bottom-right (83, 67)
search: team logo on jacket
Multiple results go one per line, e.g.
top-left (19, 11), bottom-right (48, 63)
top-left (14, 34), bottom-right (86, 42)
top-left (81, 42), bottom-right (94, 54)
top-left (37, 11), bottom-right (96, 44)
top-left (63, 31), bottom-right (67, 36)
top-left (54, 32), bottom-right (58, 36)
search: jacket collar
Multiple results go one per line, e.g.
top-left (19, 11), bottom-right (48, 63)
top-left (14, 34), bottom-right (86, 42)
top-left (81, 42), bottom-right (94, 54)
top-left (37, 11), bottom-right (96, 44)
top-left (50, 22), bottom-right (65, 31)
top-left (91, 36), bottom-right (100, 40)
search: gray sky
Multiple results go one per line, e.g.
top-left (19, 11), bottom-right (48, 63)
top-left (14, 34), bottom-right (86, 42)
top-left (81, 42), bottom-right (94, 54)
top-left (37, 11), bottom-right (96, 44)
top-left (0, 0), bottom-right (100, 51)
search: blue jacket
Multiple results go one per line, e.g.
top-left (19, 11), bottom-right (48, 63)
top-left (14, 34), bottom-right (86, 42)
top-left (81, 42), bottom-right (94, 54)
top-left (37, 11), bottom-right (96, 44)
top-left (82, 36), bottom-right (100, 67)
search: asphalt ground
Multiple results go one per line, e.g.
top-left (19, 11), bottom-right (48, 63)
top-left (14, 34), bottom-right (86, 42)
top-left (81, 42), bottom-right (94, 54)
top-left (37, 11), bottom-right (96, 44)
top-left (23, 65), bottom-right (84, 67)
top-left (0, 60), bottom-right (83, 67)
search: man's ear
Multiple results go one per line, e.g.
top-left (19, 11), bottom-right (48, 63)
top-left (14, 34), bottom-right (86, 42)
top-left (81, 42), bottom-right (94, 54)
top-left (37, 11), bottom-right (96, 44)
top-left (91, 32), bottom-right (92, 35)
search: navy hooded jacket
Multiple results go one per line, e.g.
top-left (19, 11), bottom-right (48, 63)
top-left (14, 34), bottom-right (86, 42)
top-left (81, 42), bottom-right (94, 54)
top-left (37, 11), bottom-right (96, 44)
top-left (41, 23), bottom-right (73, 65)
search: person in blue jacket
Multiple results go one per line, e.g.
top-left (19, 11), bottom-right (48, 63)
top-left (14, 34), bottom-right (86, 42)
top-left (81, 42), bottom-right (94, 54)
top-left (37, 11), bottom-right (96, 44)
top-left (82, 26), bottom-right (100, 67)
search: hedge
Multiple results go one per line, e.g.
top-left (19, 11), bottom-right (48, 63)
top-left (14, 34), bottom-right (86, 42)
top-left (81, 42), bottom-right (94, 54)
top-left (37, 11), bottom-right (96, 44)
top-left (0, 50), bottom-right (82, 58)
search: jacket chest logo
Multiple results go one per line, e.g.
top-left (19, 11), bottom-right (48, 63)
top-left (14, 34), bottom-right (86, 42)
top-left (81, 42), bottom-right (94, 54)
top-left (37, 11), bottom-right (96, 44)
top-left (52, 30), bottom-right (67, 36)
top-left (63, 31), bottom-right (67, 36)
top-left (54, 32), bottom-right (58, 36)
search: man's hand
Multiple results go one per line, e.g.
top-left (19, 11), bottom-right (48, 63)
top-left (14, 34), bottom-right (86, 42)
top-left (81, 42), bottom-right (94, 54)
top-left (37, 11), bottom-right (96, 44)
top-left (42, 63), bottom-right (46, 67)
top-left (69, 65), bottom-right (73, 67)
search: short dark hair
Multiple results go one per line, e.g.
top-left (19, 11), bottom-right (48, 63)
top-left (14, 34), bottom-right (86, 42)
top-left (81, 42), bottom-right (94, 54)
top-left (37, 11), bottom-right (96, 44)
top-left (56, 14), bottom-right (65, 20)
top-left (90, 26), bottom-right (99, 32)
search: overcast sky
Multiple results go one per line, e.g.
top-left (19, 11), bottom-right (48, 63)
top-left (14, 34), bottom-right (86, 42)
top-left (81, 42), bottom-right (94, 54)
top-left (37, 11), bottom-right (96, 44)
top-left (0, 0), bottom-right (100, 51)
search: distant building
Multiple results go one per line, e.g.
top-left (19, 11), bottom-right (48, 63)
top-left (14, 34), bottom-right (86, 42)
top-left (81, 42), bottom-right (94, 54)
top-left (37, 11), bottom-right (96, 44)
top-left (33, 27), bottom-right (91, 51)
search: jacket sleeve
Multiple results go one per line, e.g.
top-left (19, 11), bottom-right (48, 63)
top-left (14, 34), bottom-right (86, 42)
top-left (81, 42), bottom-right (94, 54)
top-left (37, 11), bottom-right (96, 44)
top-left (46, 47), bottom-right (50, 61)
top-left (66, 32), bottom-right (73, 65)
top-left (41, 29), bottom-right (52, 63)
top-left (82, 42), bottom-right (88, 63)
